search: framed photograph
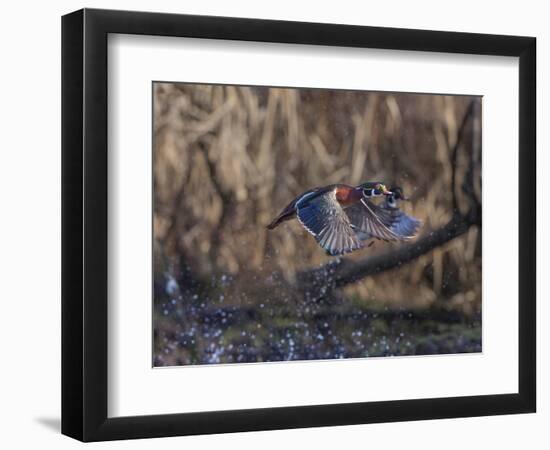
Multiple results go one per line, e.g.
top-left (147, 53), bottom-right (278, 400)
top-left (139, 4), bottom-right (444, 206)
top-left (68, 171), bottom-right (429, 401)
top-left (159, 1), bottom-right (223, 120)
top-left (61, 8), bottom-right (536, 441)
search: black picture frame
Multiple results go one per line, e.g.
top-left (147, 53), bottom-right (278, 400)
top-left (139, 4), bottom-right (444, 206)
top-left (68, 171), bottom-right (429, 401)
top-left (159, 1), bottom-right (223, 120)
top-left (62, 8), bottom-right (536, 442)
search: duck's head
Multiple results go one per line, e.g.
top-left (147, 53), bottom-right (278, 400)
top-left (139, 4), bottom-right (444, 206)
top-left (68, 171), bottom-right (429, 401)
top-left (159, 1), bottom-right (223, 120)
top-left (388, 186), bottom-right (409, 201)
top-left (359, 181), bottom-right (392, 198)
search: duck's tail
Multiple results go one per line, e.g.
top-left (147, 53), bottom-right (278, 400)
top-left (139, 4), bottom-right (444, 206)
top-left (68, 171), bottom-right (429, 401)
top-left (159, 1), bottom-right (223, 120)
top-left (266, 210), bottom-right (295, 230)
top-left (266, 215), bottom-right (284, 230)
top-left (267, 197), bottom-right (300, 230)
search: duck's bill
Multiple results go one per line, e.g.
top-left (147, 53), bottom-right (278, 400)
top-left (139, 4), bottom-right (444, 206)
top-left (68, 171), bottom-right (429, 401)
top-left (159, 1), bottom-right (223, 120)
top-left (373, 185), bottom-right (393, 196)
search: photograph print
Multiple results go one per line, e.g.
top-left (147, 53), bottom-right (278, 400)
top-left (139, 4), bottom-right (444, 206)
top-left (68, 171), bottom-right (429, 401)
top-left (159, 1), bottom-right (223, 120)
top-left (152, 82), bottom-right (482, 367)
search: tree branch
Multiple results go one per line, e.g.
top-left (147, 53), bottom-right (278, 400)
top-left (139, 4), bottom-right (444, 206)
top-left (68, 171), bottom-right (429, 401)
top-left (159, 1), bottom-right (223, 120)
top-left (297, 210), bottom-right (480, 299)
top-left (451, 101), bottom-right (475, 213)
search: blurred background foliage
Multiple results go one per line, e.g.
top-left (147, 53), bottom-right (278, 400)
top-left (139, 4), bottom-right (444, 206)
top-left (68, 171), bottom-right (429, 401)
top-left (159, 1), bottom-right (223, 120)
top-left (153, 82), bottom-right (482, 366)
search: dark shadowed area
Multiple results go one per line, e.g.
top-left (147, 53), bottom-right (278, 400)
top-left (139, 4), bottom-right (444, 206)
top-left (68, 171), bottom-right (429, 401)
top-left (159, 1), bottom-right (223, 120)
top-left (153, 82), bottom-right (482, 366)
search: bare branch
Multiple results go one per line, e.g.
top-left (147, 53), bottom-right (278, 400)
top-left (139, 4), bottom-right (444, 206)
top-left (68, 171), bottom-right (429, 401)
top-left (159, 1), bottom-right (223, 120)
top-left (297, 211), bottom-right (479, 299)
top-left (451, 101), bottom-right (476, 212)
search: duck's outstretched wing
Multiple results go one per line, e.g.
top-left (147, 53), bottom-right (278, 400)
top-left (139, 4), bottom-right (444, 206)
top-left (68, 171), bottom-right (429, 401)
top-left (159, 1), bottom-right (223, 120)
top-left (382, 208), bottom-right (422, 238)
top-left (296, 190), bottom-right (362, 256)
top-left (377, 198), bottom-right (422, 238)
top-left (345, 199), bottom-right (420, 242)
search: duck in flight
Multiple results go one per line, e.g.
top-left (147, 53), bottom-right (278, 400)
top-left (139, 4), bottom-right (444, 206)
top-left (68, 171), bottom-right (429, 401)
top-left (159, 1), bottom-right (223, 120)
top-left (267, 182), bottom-right (421, 256)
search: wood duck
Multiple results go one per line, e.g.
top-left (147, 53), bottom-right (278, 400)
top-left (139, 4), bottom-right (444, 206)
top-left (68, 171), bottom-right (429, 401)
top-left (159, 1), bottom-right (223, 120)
top-left (353, 186), bottom-right (421, 243)
top-left (267, 182), bottom-right (420, 256)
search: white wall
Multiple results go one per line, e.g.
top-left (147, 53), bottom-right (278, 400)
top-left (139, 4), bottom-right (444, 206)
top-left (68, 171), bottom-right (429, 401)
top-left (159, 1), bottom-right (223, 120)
top-left (0, 1), bottom-right (546, 448)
